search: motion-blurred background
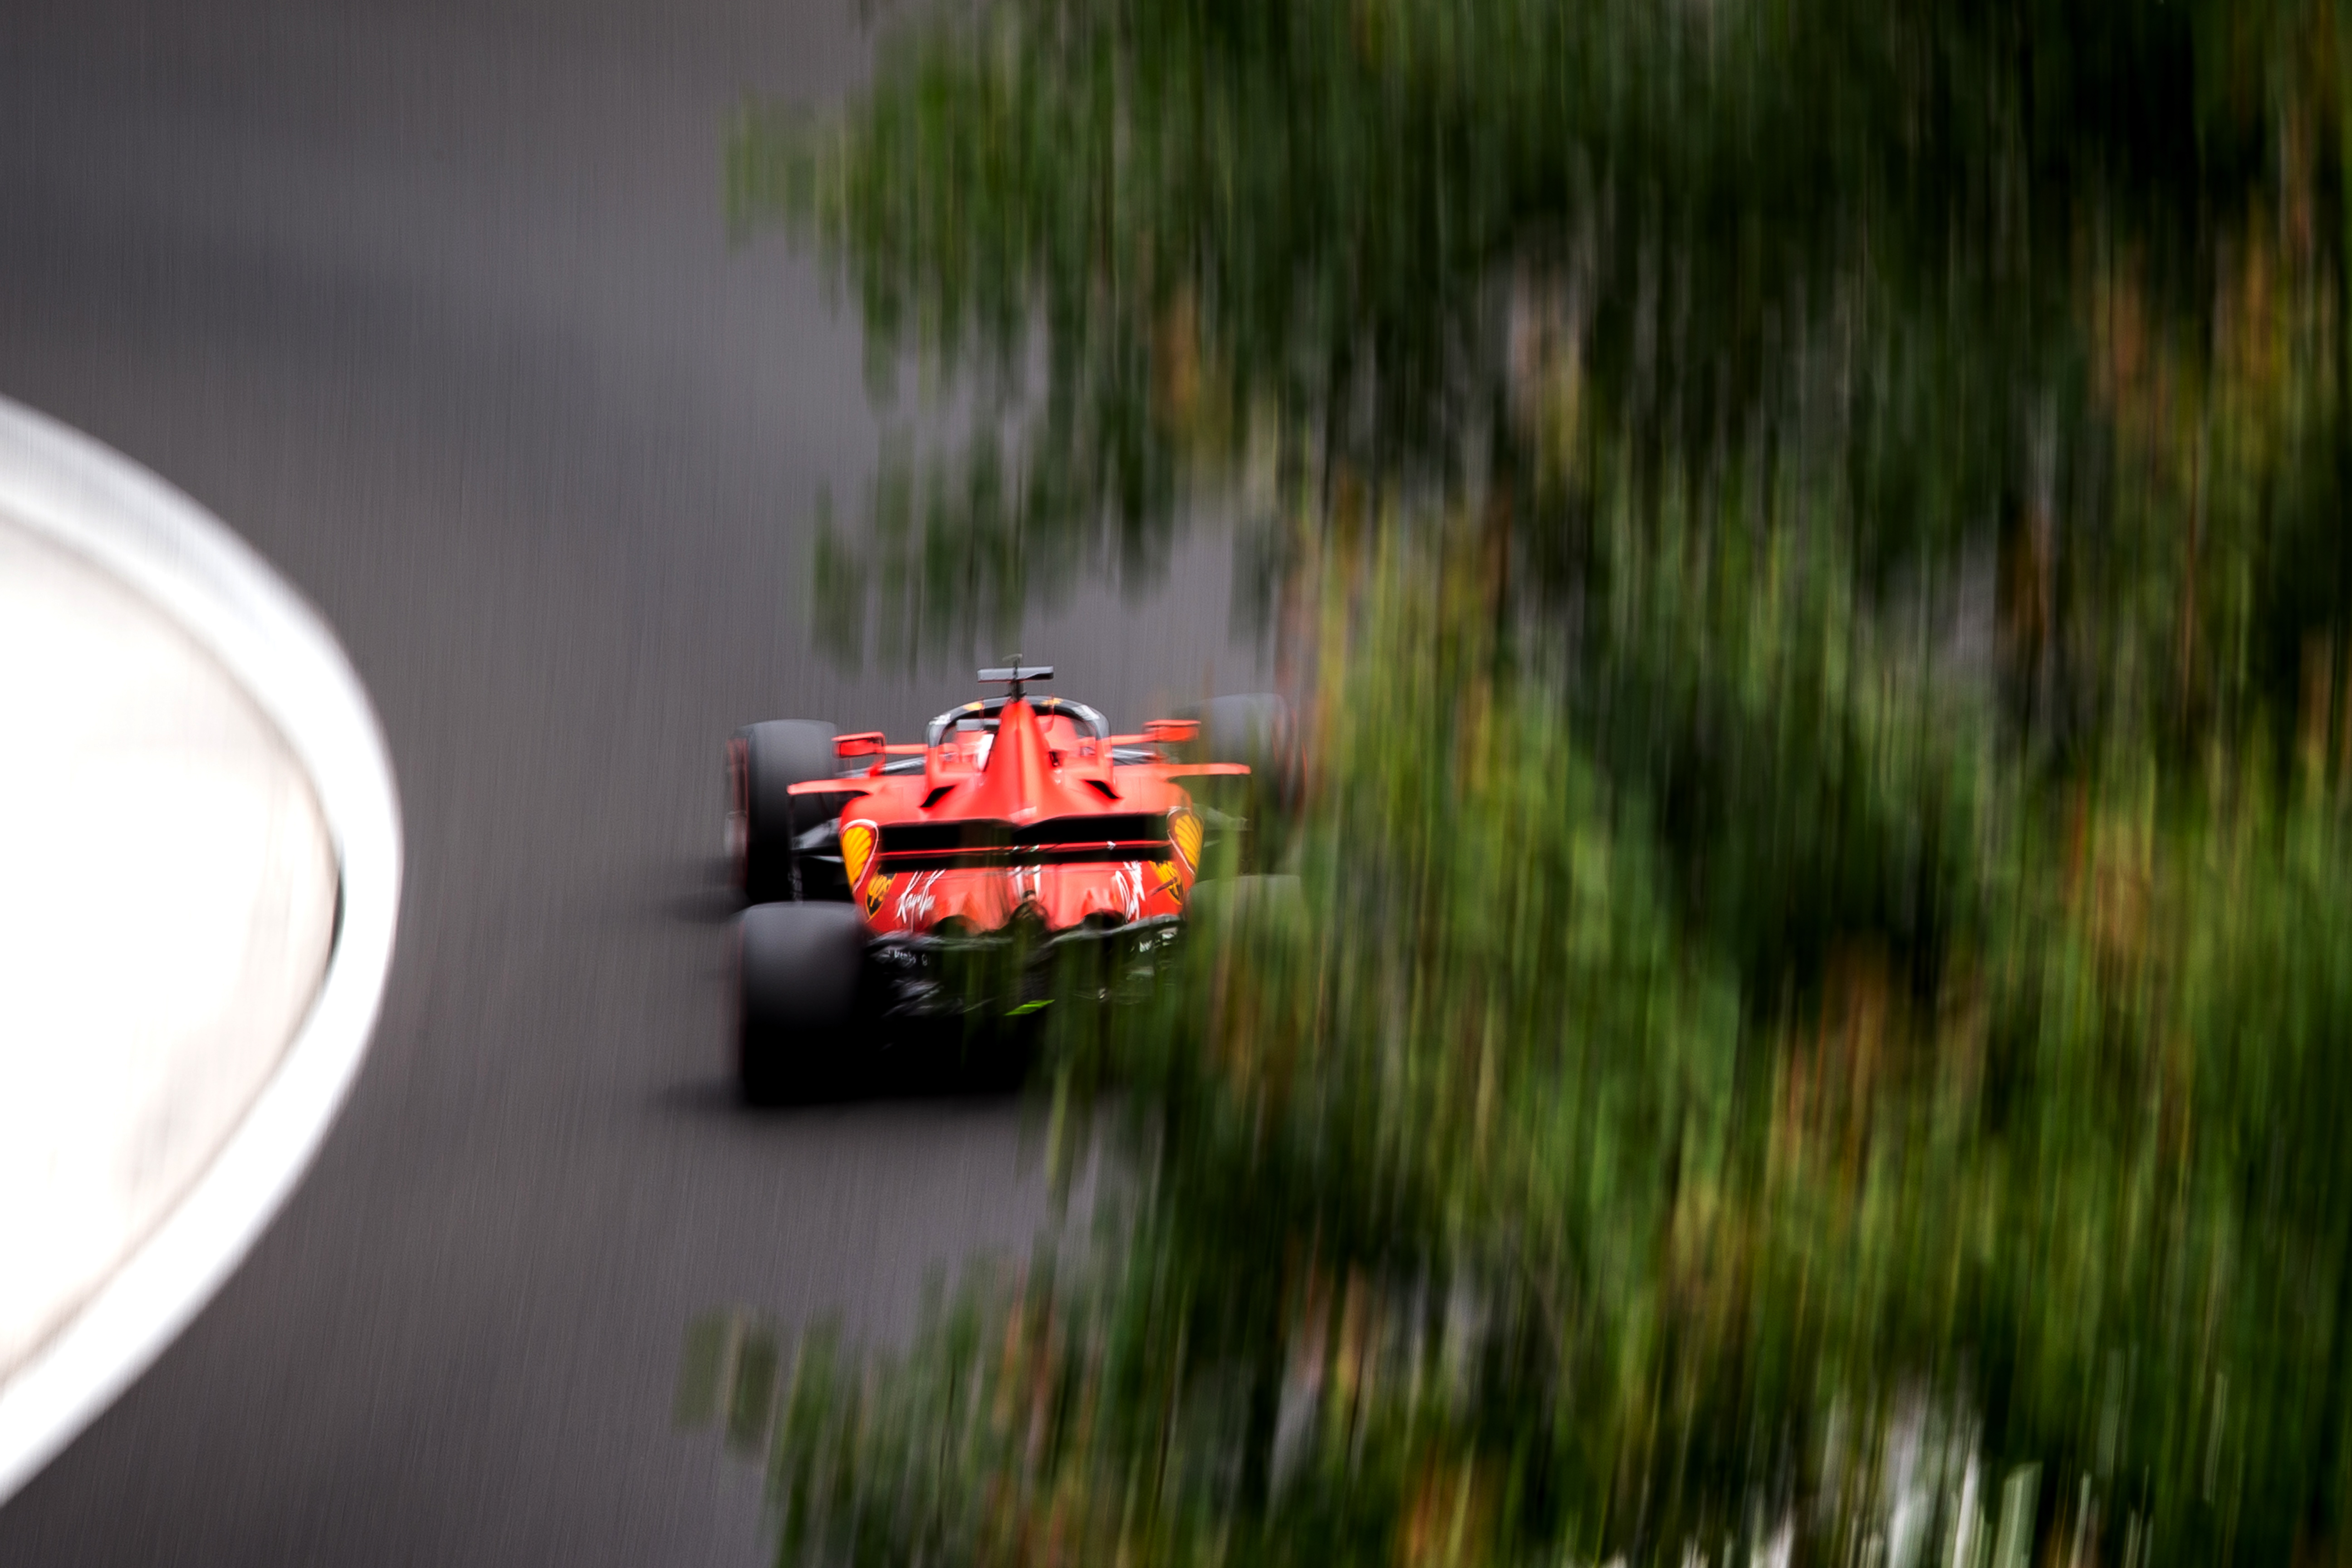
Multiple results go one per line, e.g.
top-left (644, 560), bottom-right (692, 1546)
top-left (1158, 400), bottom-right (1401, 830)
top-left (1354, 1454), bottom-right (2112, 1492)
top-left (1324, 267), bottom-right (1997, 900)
top-left (10, 0), bottom-right (2352, 1564)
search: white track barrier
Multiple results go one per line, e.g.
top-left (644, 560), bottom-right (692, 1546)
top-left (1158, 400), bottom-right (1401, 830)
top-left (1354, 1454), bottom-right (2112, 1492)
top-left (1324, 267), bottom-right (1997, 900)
top-left (0, 397), bottom-right (402, 1504)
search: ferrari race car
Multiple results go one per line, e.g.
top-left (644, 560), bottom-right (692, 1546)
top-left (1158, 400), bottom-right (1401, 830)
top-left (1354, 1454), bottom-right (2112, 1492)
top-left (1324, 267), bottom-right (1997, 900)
top-left (728, 667), bottom-right (1298, 1102)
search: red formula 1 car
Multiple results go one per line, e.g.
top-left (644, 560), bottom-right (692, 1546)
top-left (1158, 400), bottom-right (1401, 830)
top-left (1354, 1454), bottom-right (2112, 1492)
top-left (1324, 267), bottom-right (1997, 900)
top-left (728, 667), bottom-right (1297, 1101)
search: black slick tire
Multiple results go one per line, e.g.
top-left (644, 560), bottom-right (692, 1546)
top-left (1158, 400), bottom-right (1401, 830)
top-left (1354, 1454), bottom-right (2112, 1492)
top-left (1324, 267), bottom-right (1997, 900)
top-left (733, 720), bottom-right (838, 903)
top-left (1186, 694), bottom-right (1302, 871)
top-left (1186, 874), bottom-right (1305, 936)
top-left (737, 902), bottom-right (870, 1104)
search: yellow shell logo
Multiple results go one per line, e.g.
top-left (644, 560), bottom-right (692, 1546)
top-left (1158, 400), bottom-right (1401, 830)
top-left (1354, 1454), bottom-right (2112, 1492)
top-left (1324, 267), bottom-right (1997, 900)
top-left (1170, 809), bottom-right (1204, 871)
top-left (841, 820), bottom-right (879, 887)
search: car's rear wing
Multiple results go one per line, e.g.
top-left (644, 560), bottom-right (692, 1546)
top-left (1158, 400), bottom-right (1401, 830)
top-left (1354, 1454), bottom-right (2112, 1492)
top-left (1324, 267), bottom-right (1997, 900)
top-left (877, 812), bottom-right (1176, 871)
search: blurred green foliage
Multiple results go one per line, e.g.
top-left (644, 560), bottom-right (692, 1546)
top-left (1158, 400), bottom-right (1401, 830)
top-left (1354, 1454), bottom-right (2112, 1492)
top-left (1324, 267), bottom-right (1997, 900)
top-left (692, 0), bottom-right (2352, 1560)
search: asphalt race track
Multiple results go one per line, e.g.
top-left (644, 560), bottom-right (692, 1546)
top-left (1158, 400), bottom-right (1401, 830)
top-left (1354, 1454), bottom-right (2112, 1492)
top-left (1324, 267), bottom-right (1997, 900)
top-left (0, 3), bottom-right (1257, 1561)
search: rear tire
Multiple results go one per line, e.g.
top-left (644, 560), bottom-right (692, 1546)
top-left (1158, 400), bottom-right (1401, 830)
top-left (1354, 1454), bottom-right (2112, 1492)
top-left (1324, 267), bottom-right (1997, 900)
top-left (732, 720), bottom-right (838, 903)
top-left (737, 902), bottom-right (869, 1104)
top-left (1186, 874), bottom-right (1305, 935)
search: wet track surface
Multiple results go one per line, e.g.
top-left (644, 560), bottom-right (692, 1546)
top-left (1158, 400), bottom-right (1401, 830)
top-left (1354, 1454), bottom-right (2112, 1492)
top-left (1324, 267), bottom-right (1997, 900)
top-left (0, 3), bottom-right (1254, 1561)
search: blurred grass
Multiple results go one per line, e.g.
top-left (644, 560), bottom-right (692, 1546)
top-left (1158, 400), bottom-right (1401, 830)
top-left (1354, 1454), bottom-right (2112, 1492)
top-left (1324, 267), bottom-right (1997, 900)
top-left (692, 0), bottom-right (2352, 1560)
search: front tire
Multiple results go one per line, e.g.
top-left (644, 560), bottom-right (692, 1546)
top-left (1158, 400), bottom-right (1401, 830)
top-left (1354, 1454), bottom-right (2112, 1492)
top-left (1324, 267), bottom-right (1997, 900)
top-left (731, 720), bottom-right (839, 903)
top-left (737, 902), bottom-right (869, 1104)
top-left (1186, 694), bottom-right (1302, 871)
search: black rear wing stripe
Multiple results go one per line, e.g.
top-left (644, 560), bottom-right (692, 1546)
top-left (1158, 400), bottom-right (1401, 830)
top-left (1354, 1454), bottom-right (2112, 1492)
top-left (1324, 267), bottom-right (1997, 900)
top-left (880, 842), bottom-right (1172, 871)
top-left (879, 813), bottom-right (1167, 853)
